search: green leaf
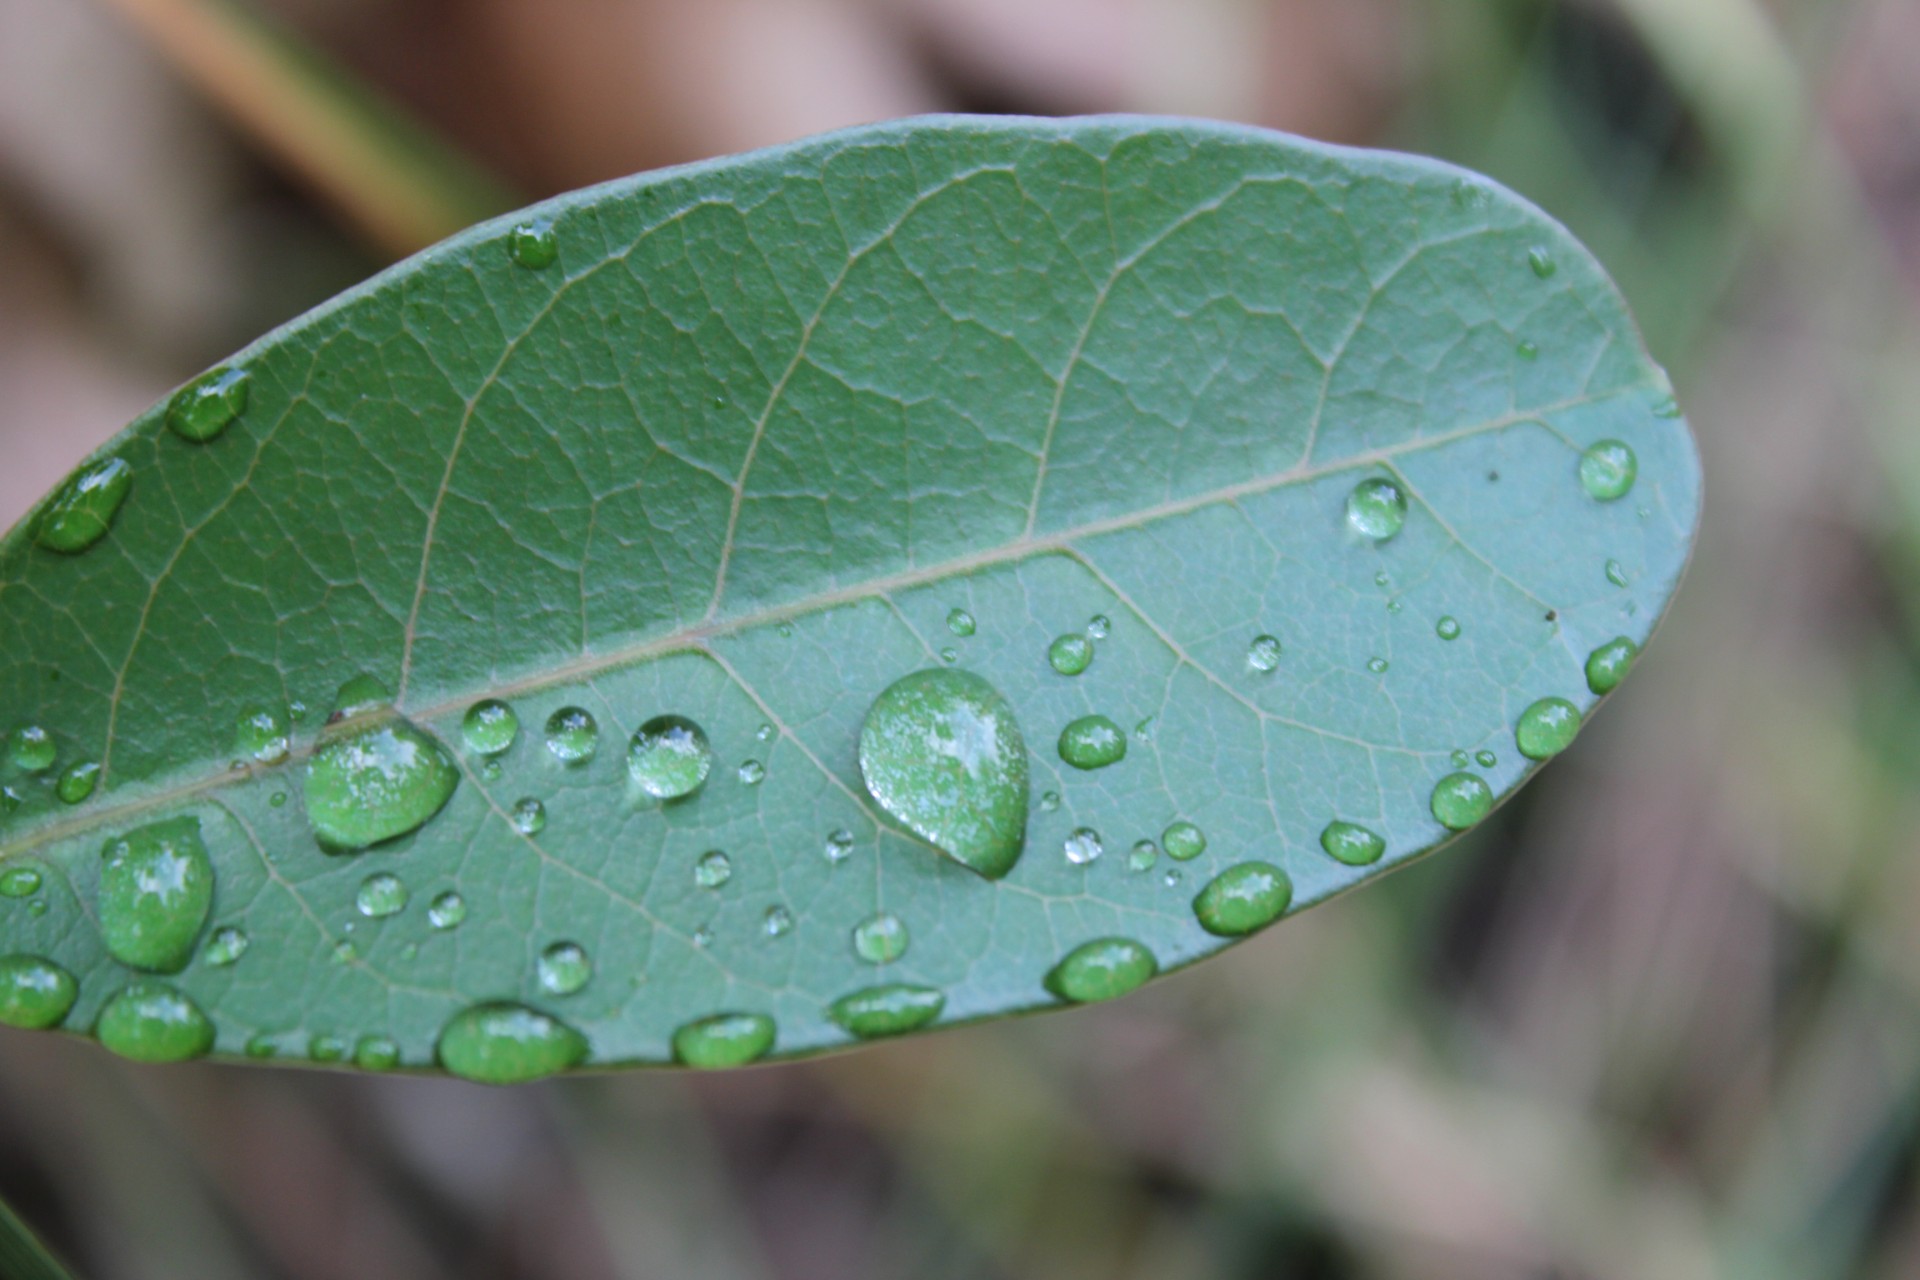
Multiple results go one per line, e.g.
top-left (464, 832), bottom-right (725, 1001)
top-left (0, 1194), bottom-right (79, 1280)
top-left (0, 115), bottom-right (1699, 1079)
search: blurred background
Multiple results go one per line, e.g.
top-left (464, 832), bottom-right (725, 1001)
top-left (0, 0), bottom-right (1916, 1276)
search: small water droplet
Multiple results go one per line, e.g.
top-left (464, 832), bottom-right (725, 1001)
top-left (829, 985), bottom-right (945, 1039)
top-left (1586, 636), bottom-right (1639, 693)
top-left (354, 1035), bottom-right (401, 1071)
top-left (305, 683), bottom-right (459, 850)
top-left (204, 926), bottom-right (249, 967)
top-left (1048, 633), bottom-right (1093, 676)
top-left (1653, 394), bottom-right (1682, 418)
top-left (755, 723), bottom-right (774, 742)
top-left (234, 704), bottom-right (291, 765)
top-left (1063, 827), bottom-right (1103, 865)
top-left (1605, 559), bottom-right (1629, 588)
top-left (693, 925), bottom-right (714, 948)
top-left (1087, 615), bottom-right (1112, 640)
top-left (1528, 246), bottom-right (1557, 278)
top-left (510, 797), bottom-right (546, 835)
top-left (0, 955), bottom-right (78, 1029)
top-left (166, 367), bottom-right (250, 442)
top-left (763, 905), bottom-right (794, 937)
top-left (1347, 477), bottom-right (1408, 541)
top-left (57, 760), bottom-right (99, 804)
top-left (940, 647), bottom-right (959, 664)
top-left (438, 1002), bottom-right (588, 1083)
top-left (1515, 696), bottom-right (1582, 759)
top-left (858, 669), bottom-right (1029, 880)
top-left (1193, 862), bottom-right (1292, 936)
top-left (1375, 571), bottom-right (1391, 588)
top-left (1475, 749), bottom-right (1498, 768)
top-left (1430, 772), bottom-right (1493, 830)
top-left (244, 1033), bottom-right (278, 1059)
top-left (673, 1012), bottom-right (775, 1067)
top-left (0, 785), bottom-right (19, 815)
top-left (777, 622), bottom-right (793, 638)
top-left (1579, 440), bottom-right (1638, 501)
top-left (1387, 599), bottom-right (1404, 615)
top-left (695, 850), bottom-right (732, 888)
top-left (37, 457), bottom-right (133, 553)
top-left (538, 942), bottom-right (592, 996)
top-left (1247, 634), bottom-right (1282, 672)
top-left (1040, 790), bottom-right (1061, 812)
top-left (1320, 820), bottom-right (1385, 865)
top-left (1128, 839), bottom-right (1159, 872)
top-left (428, 891), bottom-right (467, 930)
top-left (99, 816), bottom-right (212, 973)
top-left (1367, 657), bottom-right (1389, 675)
top-left (95, 982), bottom-right (214, 1062)
top-left (1162, 868), bottom-right (1183, 887)
top-left (356, 872), bottom-right (409, 918)
top-left (1046, 938), bottom-right (1157, 1003)
top-left (628, 715), bottom-right (712, 799)
top-left (1436, 616), bottom-right (1461, 641)
top-left (0, 866), bottom-right (43, 898)
top-left (332, 939), bottom-right (358, 964)
top-left (400, 942), bottom-right (419, 962)
top-left (289, 701), bottom-right (308, 723)
top-left (462, 699), bottom-right (519, 757)
top-left (947, 608), bottom-right (976, 637)
top-left (506, 218), bottom-right (559, 269)
top-left (270, 791), bottom-right (288, 808)
top-left (737, 758), bottom-right (765, 785)
top-left (309, 1033), bottom-right (348, 1063)
top-left (1516, 339), bottom-right (1539, 361)
top-left (1058, 715), bottom-right (1126, 771)
top-left (824, 828), bottom-right (854, 864)
top-left (545, 707), bottom-right (599, 765)
top-left (8, 725), bottom-right (54, 773)
top-left (1162, 821), bottom-right (1206, 861)
top-left (1134, 715), bottom-right (1156, 742)
top-left (1451, 749), bottom-right (1470, 768)
top-left (852, 913), bottom-right (909, 964)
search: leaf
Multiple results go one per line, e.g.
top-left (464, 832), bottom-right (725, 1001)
top-left (0, 1194), bottom-right (79, 1280)
top-left (0, 115), bottom-right (1700, 1078)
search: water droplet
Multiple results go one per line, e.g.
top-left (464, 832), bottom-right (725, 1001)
top-left (506, 218), bottom-right (559, 269)
top-left (1367, 657), bottom-right (1389, 675)
top-left (824, 829), bottom-right (854, 864)
top-left (829, 985), bottom-right (946, 1039)
top-left (1436, 616), bottom-right (1461, 641)
top-left (538, 942), bottom-right (592, 996)
top-left (510, 797), bottom-right (546, 835)
top-left (1320, 820), bottom-right (1385, 866)
top-left (1162, 821), bottom-right (1207, 861)
top-left (356, 872), bottom-right (409, 918)
top-left (244, 1033), bottom-right (278, 1059)
top-left (1048, 633), bottom-right (1093, 676)
top-left (269, 791), bottom-right (287, 808)
top-left (0, 955), bottom-right (77, 1029)
top-left (99, 816), bottom-right (213, 973)
top-left (627, 715), bottom-right (712, 799)
top-left (857, 669), bottom-right (1029, 880)
top-left (852, 913), bottom-right (909, 964)
top-left (1586, 636), bottom-right (1639, 694)
top-left (462, 699), bottom-right (519, 757)
top-left (332, 939), bottom-right (358, 964)
top-left (1058, 715), bottom-right (1127, 771)
top-left (429, 892), bottom-right (466, 930)
top-left (56, 760), bottom-right (99, 804)
top-left (762, 905), bottom-right (794, 938)
top-left (1653, 394), bottom-right (1682, 418)
top-left (1247, 635), bottom-right (1282, 672)
top-left (26, 901), bottom-right (45, 918)
top-left (204, 926), bottom-right (249, 967)
top-left (940, 647), bottom-right (959, 664)
top-left (305, 685), bottom-right (459, 851)
top-left (1579, 440), bottom-right (1638, 501)
top-left (1605, 559), bottom-right (1629, 588)
top-left (1451, 750), bottom-right (1470, 768)
top-left (1387, 599), bottom-right (1404, 615)
top-left (737, 758), bottom-right (765, 786)
top-left (9, 725), bottom-right (54, 773)
top-left (1375, 571), bottom-right (1391, 588)
top-left (755, 723), bottom-right (775, 742)
top-left (1430, 772), bottom-right (1493, 831)
top-left (1040, 790), bottom-right (1061, 812)
top-left (37, 457), bottom-right (133, 553)
top-left (1193, 862), bottom-right (1293, 936)
top-left (947, 608), bottom-right (976, 637)
top-left (692, 925), bottom-right (714, 948)
top-left (1128, 840), bottom-right (1159, 872)
top-left (228, 703), bottom-right (290, 764)
top-left (95, 982), bottom-right (214, 1062)
top-left (544, 707), bottom-right (598, 765)
top-left (0, 866), bottom-right (43, 898)
top-left (1346, 477), bottom-right (1408, 541)
top-left (1528, 246), bottom-right (1557, 278)
top-left (1134, 716), bottom-right (1156, 742)
top-left (689, 850), bottom-right (732, 890)
top-left (354, 1035), bottom-right (401, 1071)
top-left (166, 366), bottom-right (251, 443)
top-left (1475, 749), bottom-right (1498, 768)
top-left (777, 622), bottom-right (793, 638)
top-left (309, 1033), bottom-right (348, 1063)
top-left (1162, 868), bottom-right (1183, 887)
top-left (0, 786), bottom-right (18, 815)
top-left (438, 1002), bottom-right (588, 1083)
top-left (1045, 938), bottom-right (1157, 1003)
top-left (673, 1012), bottom-right (775, 1067)
top-left (1087, 615), bottom-right (1112, 640)
top-left (1516, 340), bottom-right (1539, 361)
top-left (1064, 827), bottom-right (1103, 865)
top-left (1515, 696), bottom-right (1582, 759)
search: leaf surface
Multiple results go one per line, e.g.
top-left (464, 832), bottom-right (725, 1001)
top-left (0, 115), bottom-right (1700, 1076)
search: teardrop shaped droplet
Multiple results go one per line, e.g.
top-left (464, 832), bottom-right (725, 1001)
top-left (1579, 440), bottom-right (1638, 501)
top-left (852, 913), bottom-right (909, 965)
top-left (99, 816), bottom-right (214, 973)
top-left (0, 955), bottom-right (78, 1029)
top-left (1515, 696), bottom-right (1581, 759)
top-left (672, 1012), bottom-right (776, 1068)
top-left (1161, 821), bottom-right (1207, 862)
top-left (1320, 820), bottom-right (1385, 866)
top-left (56, 760), bottom-right (100, 804)
top-left (1247, 634), bottom-right (1282, 672)
top-left (1346, 477), bottom-right (1408, 541)
top-left (1048, 633), bottom-right (1093, 676)
top-left (9, 725), bottom-right (55, 773)
top-left (857, 669), bottom-right (1029, 880)
top-left (437, 1002), bottom-right (588, 1084)
top-left (1528, 246), bottom-right (1557, 278)
top-left (166, 367), bottom-right (250, 443)
top-left (428, 891), bottom-right (467, 930)
top-left (1058, 715), bottom-right (1126, 771)
top-left (1063, 827), bottom-right (1103, 865)
top-left (1430, 772), bottom-right (1493, 831)
top-left (305, 686), bottom-right (459, 851)
top-left (828, 985), bottom-right (945, 1039)
top-left (510, 797), bottom-right (546, 835)
top-left (95, 981), bottom-right (214, 1062)
top-left (203, 925), bottom-right (249, 967)
top-left (1045, 938), bottom-right (1158, 1003)
top-left (506, 218), bottom-right (559, 269)
top-left (947, 608), bottom-right (976, 637)
top-left (627, 715), bottom-right (712, 799)
top-left (538, 942), bottom-right (592, 996)
top-left (1585, 636), bottom-right (1638, 694)
top-left (37, 457), bottom-right (133, 553)
top-left (462, 699), bottom-right (519, 757)
top-left (695, 850), bottom-right (732, 888)
top-left (544, 706), bottom-right (598, 764)
top-left (356, 872), bottom-right (409, 918)
top-left (1192, 862), bottom-right (1293, 936)
top-left (234, 704), bottom-right (290, 765)
top-left (0, 866), bottom-right (44, 898)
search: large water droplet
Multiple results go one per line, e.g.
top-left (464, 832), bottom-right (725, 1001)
top-left (356, 872), bottom-right (409, 918)
top-left (57, 760), bottom-right (100, 804)
top-left (1063, 827), bottom-right (1103, 865)
top-left (538, 942), bottom-right (592, 996)
top-left (1579, 440), bottom-right (1638, 501)
top-left (428, 891), bottom-right (467, 930)
top-left (0, 866), bottom-right (43, 898)
top-left (1320, 820), bottom-right (1385, 866)
top-left (852, 913), bottom-right (908, 964)
top-left (166, 367), bottom-right (250, 442)
top-left (1045, 938), bottom-right (1157, 1003)
top-left (1048, 633), bottom-right (1093, 676)
top-left (437, 1002), bottom-right (587, 1083)
top-left (1058, 715), bottom-right (1126, 771)
top-left (305, 687), bottom-right (459, 851)
top-left (1346, 477), bottom-right (1408, 541)
top-left (1162, 821), bottom-right (1206, 861)
top-left (1515, 697), bottom-right (1581, 759)
top-left (672, 1012), bottom-right (775, 1068)
top-left (1430, 772), bottom-right (1493, 831)
top-left (628, 715), bottom-right (712, 799)
top-left (1193, 862), bottom-right (1293, 936)
top-left (857, 669), bottom-right (1029, 880)
top-left (506, 218), bottom-right (559, 269)
top-left (1586, 636), bottom-right (1638, 694)
top-left (1247, 634), bottom-right (1282, 673)
top-left (9, 725), bottom-right (54, 773)
top-left (234, 704), bottom-right (290, 765)
top-left (95, 982), bottom-right (214, 1062)
top-left (462, 699), bottom-right (519, 757)
top-left (99, 816), bottom-right (213, 973)
top-left (947, 608), bottom-right (976, 637)
top-left (695, 850), bottom-right (732, 889)
top-left (544, 707), bottom-right (598, 764)
top-left (37, 457), bottom-right (132, 553)
top-left (510, 797), bottom-right (546, 835)
top-left (0, 955), bottom-right (78, 1029)
top-left (203, 926), bottom-right (249, 967)
top-left (828, 985), bottom-right (945, 1039)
